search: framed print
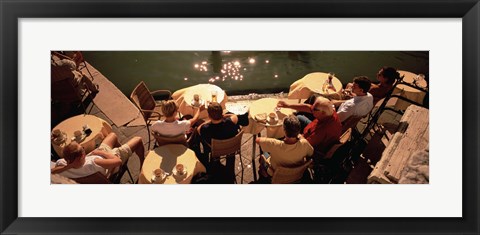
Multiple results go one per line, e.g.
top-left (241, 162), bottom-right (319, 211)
top-left (1, 0), bottom-right (479, 234)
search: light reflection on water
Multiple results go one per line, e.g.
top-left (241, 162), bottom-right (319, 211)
top-left (82, 51), bottom-right (428, 96)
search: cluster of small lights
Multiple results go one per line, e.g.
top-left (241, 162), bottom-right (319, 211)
top-left (190, 56), bottom-right (274, 83)
top-left (207, 60), bottom-right (244, 83)
top-left (194, 61), bottom-right (209, 72)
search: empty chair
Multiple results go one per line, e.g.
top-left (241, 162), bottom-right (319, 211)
top-left (271, 159), bottom-right (313, 184)
top-left (152, 132), bottom-right (187, 147)
top-left (210, 130), bottom-right (244, 183)
top-left (130, 81), bottom-right (172, 148)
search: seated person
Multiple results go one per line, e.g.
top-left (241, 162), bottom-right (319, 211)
top-left (256, 115), bottom-right (314, 178)
top-left (369, 66), bottom-right (400, 104)
top-left (51, 51), bottom-right (99, 94)
top-left (151, 100), bottom-right (205, 137)
top-left (196, 102), bottom-right (240, 165)
top-left (51, 133), bottom-right (144, 180)
top-left (277, 97), bottom-right (342, 158)
top-left (332, 76), bottom-right (373, 123)
top-left (321, 66), bottom-right (399, 105)
top-left (62, 51), bottom-right (85, 69)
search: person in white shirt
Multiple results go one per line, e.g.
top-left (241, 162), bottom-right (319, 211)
top-left (332, 76), bottom-right (374, 123)
top-left (51, 133), bottom-right (144, 180)
top-left (151, 100), bottom-right (205, 137)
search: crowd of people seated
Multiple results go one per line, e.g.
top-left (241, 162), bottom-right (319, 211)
top-left (51, 64), bottom-right (400, 184)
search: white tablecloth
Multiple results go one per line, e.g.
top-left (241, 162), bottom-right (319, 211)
top-left (172, 84), bottom-right (227, 119)
top-left (288, 72), bottom-right (343, 99)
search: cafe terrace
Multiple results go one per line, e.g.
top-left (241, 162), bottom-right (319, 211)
top-left (50, 52), bottom-right (429, 185)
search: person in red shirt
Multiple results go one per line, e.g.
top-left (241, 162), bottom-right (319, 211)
top-left (277, 97), bottom-right (342, 158)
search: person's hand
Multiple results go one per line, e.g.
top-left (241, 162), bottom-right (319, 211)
top-left (277, 101), bottom-right (288, 108)
top-left (90, 149), bottom-right (102, 156)
top-left (199, 104), bottom-right (206, 112)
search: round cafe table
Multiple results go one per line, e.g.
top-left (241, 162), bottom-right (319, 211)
top-left (138, 144), bottom-right (207, 184)
top-left (288, 72), bottom-right (343, 100)
top-left (243, 98), bottom-right (297, 139)
top-left (172, 84), bottom-right (227, 119)
top-left (394, 70), bottom-right (428, 110)
top-left (51, 115), bottom-right (112, 158)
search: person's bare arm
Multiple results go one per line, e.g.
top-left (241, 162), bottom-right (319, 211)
top-left (255, 137), bottom-right (267, 144)
top-left (331, 99), bottom-right (346, 108)
top-left (229, 114), bottom-right (238, 125)
top-left (51, 164), bottom-right (73, 174)
top-left (91, 150), bottom-right (122, 169)
top-left (189, 105), bottom-right (206, 127)
top-left (277, 101), bottom-right (312, 113)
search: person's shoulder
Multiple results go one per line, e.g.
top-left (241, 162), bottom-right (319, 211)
top-left (200, 121), bottom-right (211, 130)
top-left (259, 137), bottom-right (281, 146)
top-left (299, 138), bottom-right (311, 145)
top-left (223, 116), bottom-right (237, 125)
top-left (152, 120), bottom-right (165, 125)
top-left (298, 139), bottom-right (314, 150)
top-left (177, 119), bottom-right (190, 125)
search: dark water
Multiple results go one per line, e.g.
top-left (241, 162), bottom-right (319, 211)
top-left (83, 51), bottom-right (429, 96)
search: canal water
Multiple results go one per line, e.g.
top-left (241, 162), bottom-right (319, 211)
top-left (83, 51), bottom-right (429, 96)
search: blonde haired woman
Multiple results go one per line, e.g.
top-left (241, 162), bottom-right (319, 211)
top-left (151, 100), bottom-right (205, 137)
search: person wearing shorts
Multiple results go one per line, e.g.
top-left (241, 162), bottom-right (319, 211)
top-left (51, 133), bottom-right (144, 179)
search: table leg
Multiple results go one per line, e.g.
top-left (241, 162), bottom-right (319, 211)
top-left (251, 134), bottom-right (258, 182)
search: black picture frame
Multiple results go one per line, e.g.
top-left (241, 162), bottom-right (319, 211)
top-left (1, 0), bottom-right (478, 234)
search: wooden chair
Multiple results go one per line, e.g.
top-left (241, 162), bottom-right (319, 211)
top-left (130, 81), bottom-right (172, 149)
top-left (72, 171), bottom-right (111, 184)
top-left (312, 128), bottom-right (353, 183)
top-left (341, 115), bottom-right (363, 134)
top-left (324, 128), bottom-right (352, 160)
top-left (152, 132), bottom-right (187, 147)
top-left (71, 161), bottom-right (134, 184)
top-left (210, 130), bottom-right (244, 183)
top-left (271, 159), bottom-right (313, 184)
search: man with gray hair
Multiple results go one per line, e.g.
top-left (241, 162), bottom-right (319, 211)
top-left (277, 97), bottom-right (342, 158)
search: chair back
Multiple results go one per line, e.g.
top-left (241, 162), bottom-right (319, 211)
top-left (130, 81), bottom-right (157, 122)
top-left (211, 130), bottom-right (243, 159)
top-left (325, 128), bottom-right (352, 159)
top-left (341, 115), bottom-right (363, 133)
top-left (272, 159), bottom-right (313, 184)
top-left (152, 132), bottom-right (187, 147)
top-left (72, 171), bottom-right (111, 184)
